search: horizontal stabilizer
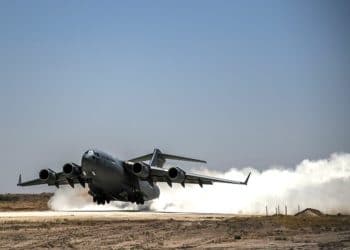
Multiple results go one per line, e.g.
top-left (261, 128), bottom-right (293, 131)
top-left (128, 148), bottom-right (206, 167)
top-left (128, 153), bottom-right (153, 163)
top-left (161, 154), bottom-right (206, 163)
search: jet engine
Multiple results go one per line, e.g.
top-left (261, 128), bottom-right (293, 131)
top-left (62, 163), bottom-right (81, 178)
top-left (168, 167), bottom-right (186, 183)
top-left (131, 162), bottom-right (150, 178)
top-left (39, 169), bottom-right (56, 181)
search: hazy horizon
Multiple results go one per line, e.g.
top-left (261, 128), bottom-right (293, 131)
top-left (0, 1), bottom-right (349, 192)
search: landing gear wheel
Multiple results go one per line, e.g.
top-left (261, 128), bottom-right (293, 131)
top-left (136, 199), bottom-right (144, 205)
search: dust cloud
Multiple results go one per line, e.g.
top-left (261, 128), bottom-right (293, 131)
top-left (49, 153), bottom-right (350, 214)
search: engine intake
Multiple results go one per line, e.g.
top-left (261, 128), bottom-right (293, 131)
top-left (131, 162), bottom-right (150, 178)
top-left (63, 163), bottom-right (81, 177)
top-left (39, 169), bottom-right (56, 181)
top-left (168, 167), bottom-right (186, 183)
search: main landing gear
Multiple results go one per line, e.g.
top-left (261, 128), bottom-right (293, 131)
top-left (129, 191), bottom-right (144, 205)
top-left (89, 190), bottom-right (110, 205)
top-left (92, 196), bottom-right (111, 205)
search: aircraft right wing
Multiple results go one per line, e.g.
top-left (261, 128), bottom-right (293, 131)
top-left (125, 162), bottom-right (251, 186)
top-left (139, 165), bottom-right (251, 187)
top-left (184, 172), bottom-right (251, 185)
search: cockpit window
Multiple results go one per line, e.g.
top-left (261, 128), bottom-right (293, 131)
top-left (84, 150), bottom-right (115, 162)
top-left (86, 150), bottom-right (94, 157)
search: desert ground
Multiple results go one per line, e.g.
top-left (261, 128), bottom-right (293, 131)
top-left (0, 193), bottom-right (51, 211)
top-left (0, 194), bottom-right (349, 249)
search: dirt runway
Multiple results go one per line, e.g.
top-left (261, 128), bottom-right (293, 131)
top-left (0, 210), bottom-right (238, 221)
top-left (1, 210), bottom-right (350, 249)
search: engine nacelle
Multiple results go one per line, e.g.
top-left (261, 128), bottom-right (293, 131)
top-left (168, 167), bottom-right (186, 183)
top-left (39, 169), bottom-right (57, 181)
top-left (62, 163), bottom-right (81, 178)
top-left (131, 162), bottom-right (150, 178)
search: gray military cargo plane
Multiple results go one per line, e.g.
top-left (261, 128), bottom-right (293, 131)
top-left (18, 148), bottom-right (251, 205)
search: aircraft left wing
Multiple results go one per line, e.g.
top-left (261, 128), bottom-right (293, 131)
top-left (18, 165), bottom-right (87, 188)
top-left (17, 174), bottom-right (45, 186)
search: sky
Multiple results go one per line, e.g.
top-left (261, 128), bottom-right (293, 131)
top-left (0, 1), bottom-right (349, 192)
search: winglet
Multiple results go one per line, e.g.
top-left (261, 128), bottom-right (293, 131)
top-left (17, 174), bottom-right (22, 186)
top-left (243, 172), bottom-right (251, 185)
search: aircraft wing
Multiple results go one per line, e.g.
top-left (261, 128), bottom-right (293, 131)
top-left (17, 176), bottom-right (45, 186)
top-left (17, 170), bottom-right (86, 188)
top-left (149, 166), bottom-right (251, 187)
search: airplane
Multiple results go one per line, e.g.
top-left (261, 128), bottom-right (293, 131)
top-left (18, 148), bottom-right (251, 205)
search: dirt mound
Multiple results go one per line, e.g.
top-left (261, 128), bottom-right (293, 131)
top-left (295, 208), bottom-right (323, 217)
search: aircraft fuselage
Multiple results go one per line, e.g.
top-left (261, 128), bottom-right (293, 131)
top-left (81, 149), bottom-right (159, 205)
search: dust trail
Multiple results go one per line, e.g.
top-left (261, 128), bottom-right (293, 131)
top-left (49, 153), bottom-right (350, 214)
top-left (48, 186), bottom-right (150, 211)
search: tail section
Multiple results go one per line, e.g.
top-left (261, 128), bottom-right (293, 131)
top-left (149, 148), bottom-right (165, 167)
top-left (128, 148), bottom-right (206, 168)
top-left (17, 174), bottom-right (22, 186)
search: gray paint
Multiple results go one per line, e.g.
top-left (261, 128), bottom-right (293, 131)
top-left (18, 148), bottom-right (249, 205)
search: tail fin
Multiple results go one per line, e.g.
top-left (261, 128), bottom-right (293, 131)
top-left (128, 148), bottom-right (206, 168)
top-left (17, 174), bottom-right (22, 186)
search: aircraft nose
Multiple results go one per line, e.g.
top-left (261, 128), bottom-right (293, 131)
top-left (83, 150), bottom-right (96, 161)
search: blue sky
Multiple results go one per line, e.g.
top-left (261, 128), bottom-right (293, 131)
top-left (0, 1), bottom-right (349, 192)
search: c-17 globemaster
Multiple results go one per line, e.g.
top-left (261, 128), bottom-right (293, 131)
top-left (18, 148), bottom-right (251, 205)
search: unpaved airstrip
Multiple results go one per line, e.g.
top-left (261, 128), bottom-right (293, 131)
top-left (1, 210), bottom-right (350, 249)
top-left (1, 194), bottom-right (350, 249)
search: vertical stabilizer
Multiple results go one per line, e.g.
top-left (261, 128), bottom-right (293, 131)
top-left (18, 174), bottom-right (22, 186)
top-left (150, 148), bottom-right (166, 167)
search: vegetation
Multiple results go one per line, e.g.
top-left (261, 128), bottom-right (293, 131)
top-left (0, 193), bottom-right (52, 211)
